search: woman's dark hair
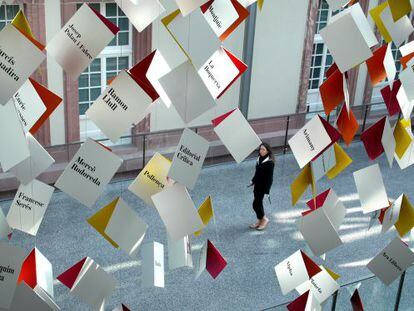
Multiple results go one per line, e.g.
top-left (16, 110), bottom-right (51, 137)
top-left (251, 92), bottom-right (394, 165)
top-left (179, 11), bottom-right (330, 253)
top-left (259, 142), bottom-right (275, 162)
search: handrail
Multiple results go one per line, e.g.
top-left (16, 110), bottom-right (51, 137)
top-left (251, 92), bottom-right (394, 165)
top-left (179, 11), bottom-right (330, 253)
top-left (40, 101), bottom-right (389, 150)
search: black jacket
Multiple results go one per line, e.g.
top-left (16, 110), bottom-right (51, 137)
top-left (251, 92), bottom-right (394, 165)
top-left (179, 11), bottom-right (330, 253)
top-left (252, 156), bottom-right (274, 194)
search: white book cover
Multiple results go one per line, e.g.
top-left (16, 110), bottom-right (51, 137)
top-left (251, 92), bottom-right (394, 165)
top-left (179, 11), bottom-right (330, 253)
top-left (9, 133), bottom-right (55, 185)
top-left (176, 0), bottom-right (206, 16)
top-left (384, 43), bottom-right (396, 88)
top-left (396, 84), bottom-right (414, 120)
top-left (46, 3), bottom-right (117, 79)
top-left (353, 164), bottom-right (389, 214)
top-left (168, 128), bottom-right (209, 190)
top-left (382, 195), bottom-right (403, 234)
top-left (311, 144), bottom-right (336, 182)
top-left (104, 198), bottom-right (148, 257)
top-left (151, 183), bottom-right (204, 240)
top-left (159, 60), bottom-right (216, 124)
top-left (202, 0), bottom-right (238, 38)
top-left (115, 0), bottom-right (165, 32)
top-left (0, 99), bottom-right (30, 172)
top-left (7, 283), bottom-right (60, 311)
top-left (320, 12), bottom-right (373, 73)
top-left (168, 234), bottom-right (193, 270)
top-left (198, 47), bottom-right (239, 99)
top-left (0, 243), bottom-right (25, 309)
top-left (7, 180), bottom-right (54, 236)
top-left (195, 240), bottom-right (208, 279)
top-left (288, 115), bottom-right (332, 168)
top-left (55, 138), bottom-right (123, 207)
top-left (380, 5), bottom-right (414, 47)
top-left (0, 24), bottom-right (45, 105)
top-left (367, 237), bottom-right (414, 285)
top-left (381, 117), bottom-right (396, 167)
top-left (0, 207), bottom-right (11, 240)
top-left (213, 109), bottom-right (261, 164)
top-left (142, 241), bottom-right (164, 288)
top-left (13, 79), bottom-right (46, 133)
top-left (86, 70), bottom-right (153, 143)
top-left (299, 208), bottom-right (343, 256)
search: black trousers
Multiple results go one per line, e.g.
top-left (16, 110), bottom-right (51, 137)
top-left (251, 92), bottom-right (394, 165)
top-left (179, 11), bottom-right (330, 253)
top-left (253, 190), bottom-right (265, 220)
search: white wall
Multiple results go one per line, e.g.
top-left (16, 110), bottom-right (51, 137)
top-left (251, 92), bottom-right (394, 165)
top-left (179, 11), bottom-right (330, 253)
top-left (248, 0), bottom-right (310, 118)
top-left (150, 0), bottom-right (245, 132)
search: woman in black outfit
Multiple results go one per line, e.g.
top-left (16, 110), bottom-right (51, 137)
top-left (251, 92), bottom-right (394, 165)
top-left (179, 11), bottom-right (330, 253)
top-left (249, 143), bottom-right (275, 231)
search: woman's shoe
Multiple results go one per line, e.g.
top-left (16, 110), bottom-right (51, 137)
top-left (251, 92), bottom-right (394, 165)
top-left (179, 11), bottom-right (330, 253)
top-left (249, 221), bottom-right (260, 229)
top-left (256, 217), bottom-right (269, 231)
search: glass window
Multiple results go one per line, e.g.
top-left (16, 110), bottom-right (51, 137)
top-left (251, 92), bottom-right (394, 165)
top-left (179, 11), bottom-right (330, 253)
top-left (0, 4), bottom-right (20, 31)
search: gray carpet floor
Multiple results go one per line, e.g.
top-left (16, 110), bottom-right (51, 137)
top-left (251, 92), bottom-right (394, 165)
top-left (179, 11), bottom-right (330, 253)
top-left (2, 141), bottom-right (414, 311)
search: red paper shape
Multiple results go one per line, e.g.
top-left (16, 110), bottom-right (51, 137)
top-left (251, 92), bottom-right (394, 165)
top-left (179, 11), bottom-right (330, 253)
top-left (88, 4), bottom-right (119, 35)
top-left (350, 289), bottom-right (364, 311)
top-left (17, 249), bottom-right (37, 289)
top-left (326, 63), bottom-right (339, 78)
top-left (400, 52), bottom-right (414, 69)
top-left (320, 69), bottom-right (344, 115)
top-left (211, 108), bottom-right (237, 127)
top-left (310, 116), bottom-right (341, 162)
top-left (366, 44), bottom-right (388, 86)
top-left (336, 105), bottom-right (359, 146)
top-left (306, 189), bottom-right (331, 210)
top-left (300, 250), bottom-right (321, 278)
top-left (287, 290), bottom-right (310, 311)
top-left (129, 51), bottom-right (160, 101)
top-left (380, 79), bottom-right (402, 116)
top-left (29, 78), bottom-right (63, 135)
top-left (360, 117), bottom-right (386, 160)
top-left (57, 257), bottom-right (87, 289)
top-left (206, 240), bottom-right (227, 279)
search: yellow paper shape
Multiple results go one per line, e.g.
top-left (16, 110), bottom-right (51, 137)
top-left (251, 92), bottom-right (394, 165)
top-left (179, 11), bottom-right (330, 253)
top-left (162, 9), bottom-right (192, 63)
top-left (128, 152), bottom-right (172, 207)
top-left (370, 2), bottom-right (392, 43)
top-left (194, 196), bottom-right (214, 236)
top-left (388, 0), bottom-right (412, 22)
top-left (324, 266), bottom-right (341, 281)
top-left (394, 120), bottom-right (413, 159)
top-left (11, 10), bottom-right (33, 38)
top-left (395, 195), bottom-right (414, 237)
top-left (291, 163), bottom-right (316, 206)
top-left (326, 143), bottom-right (352, 179)
top-left (87, 198), bottom-right (119, 248)
top-left (257, 0), bottom-right (264, 10)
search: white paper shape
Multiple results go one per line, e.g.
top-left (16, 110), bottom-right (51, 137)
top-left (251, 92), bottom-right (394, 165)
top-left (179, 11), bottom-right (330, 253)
top-left (168, 235), bottom-right (193, 270)
top-left (202, 0), bottom-right (238, 38)
top-left (321, 190), bottom-right (346, 232)
top-left (142, 241), bottom-right (164, 288)
top-left (46, 4), bottom-right (117, 79)
top-left (384, 43), bottom-right (396, 88)
top-left (13, 80), bottom-right (46, 132)
top-left (320, 7), bottom-right (374, 73)
top-left (152, 183), bottom-right (203, 240)
top-left (297, 266), bottom-right (340, 304)
top-left (33, 248), bottom-right (54, 299)
top-left (214, 109), bottom-right (262, 163)
top-left (198, 47), bottom-right (239, 99)
top-left (195, 240), bottom-right (208, 279)
top-left (7, 283), bottom-right (60, 311)
top-left (0, 243), bottom-right (25, 309)
top-left (400, 40), bottom-right (414, 56)
top-left (145, 50), bottom-right (171, 108)
top-left (115, 0), bottom-right (165, 32)
top-left (9, 133), bottom-right (55, 185)
top-left (380, 5), bottom-right (414, 47)
top-left (159, 61), bottom-right (215, 123)
top-left (326, 0), bottom-right (349, 11)
top-left (381, 117), bottom-right (396, 167)
top-left (382, 195), bottom-right (403, 234)
top-left (288, 115), bottom-right (332, 168)
top-left (367, 237), bottom-right (414, 285)
top-left (168, 128), bottom-right (209, 189)
top-left (353, 164), bottom-right (389, 214)
top-left (399, 58), bottom-right (414, 101)
top-left (104, 198), bottom-right (148, 257)
top-left (70, 258), bottom-right (116, 309)
top-left (0, 24), bottom-right (45, 105)
top-left (86, 70), bottom-right (153, 143)
top-left (0, 207), bottom-right (11, 240)
top-left (7, 180), bottom-right (54, 236)
top-left (55, 138), bottom-right (123, 207)
top-left (0, 100), bottom-right (30, 172)
top-left (238, 0), bottom-right (258, 7)
top-left (299, 208), bottom-right (343, 256)
top-left (396, 83), bottom-right (414, 120)
top-left (311, 144), bottom-right (336, 182)
top-left (274, 250), bottom-right (312, 295)
top-left (176, 0), bottom-right (206, 16)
